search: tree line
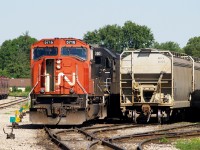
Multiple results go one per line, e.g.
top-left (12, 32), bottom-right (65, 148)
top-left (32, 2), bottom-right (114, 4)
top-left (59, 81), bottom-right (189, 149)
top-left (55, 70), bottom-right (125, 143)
top-left (0, 21), bottom-right (200, 78)
top-left (0, 32), bottom-right (37, 78)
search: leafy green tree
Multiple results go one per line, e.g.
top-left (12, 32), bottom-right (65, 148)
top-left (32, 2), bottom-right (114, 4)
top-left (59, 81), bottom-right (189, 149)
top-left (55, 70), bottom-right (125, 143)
top-left (184, 36), bottom-right (200, 57)
top-left (153, 41), bottom-right (182, 52)
top-left (98, 24), bottom-right (122, 52)
top-left (83, 21), bottom-right (154, 52)
top-left (0, 32), bottom-right (37, 78)
top-left (83, 30), bottom-right (100, 44)
top-left (122, 21), bottom-right (154, 50)
top-left (0, 68), bottom-right (9, 77)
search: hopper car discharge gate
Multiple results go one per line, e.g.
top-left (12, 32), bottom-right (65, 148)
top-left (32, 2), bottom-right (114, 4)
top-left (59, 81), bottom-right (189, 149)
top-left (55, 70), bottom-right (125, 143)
top-left (120, 49), bottom-right (195, 123)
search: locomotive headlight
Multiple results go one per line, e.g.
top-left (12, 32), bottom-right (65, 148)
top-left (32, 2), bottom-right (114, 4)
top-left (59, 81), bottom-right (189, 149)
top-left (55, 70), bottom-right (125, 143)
top-left (69, 88), bottom-right (74, 94)
top-left (56, 65), bottom-right (61, 69)
top-left (56, 59), bottom-right (61, 64)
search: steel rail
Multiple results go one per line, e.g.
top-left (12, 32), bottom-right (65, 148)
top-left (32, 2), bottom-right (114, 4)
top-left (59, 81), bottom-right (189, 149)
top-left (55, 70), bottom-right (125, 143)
top-left (52, 124), bottom-right (117, 136)
top-left (82, 124), bottom-right (128, 131)
top-left (51, 126), bottom-right (127, 150)
top-left (87, 140), bottom-right (99, 150)
top-left (76, 128), bottom-right (125, 150)
top-left (91, 124), bottom-right (141, 135)
top-left (53, 124), bottom-right (138, 136)
top-left (0, 98), bottom-right (24, 106)
top-left (77, 125), bottom-right (153, 150)
top-left (109, 123), bottom-right (199, 141)
top-left (0, 98), bottom-right (28, 109)
top-left (44, 127), bottom-right (71, 150)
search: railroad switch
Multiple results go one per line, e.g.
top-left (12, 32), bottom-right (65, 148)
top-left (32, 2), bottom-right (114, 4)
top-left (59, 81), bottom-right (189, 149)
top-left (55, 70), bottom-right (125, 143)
top-left (3, 127), bottom-right (15, 139)
top-left (12, 122), bottom-right (19, 128)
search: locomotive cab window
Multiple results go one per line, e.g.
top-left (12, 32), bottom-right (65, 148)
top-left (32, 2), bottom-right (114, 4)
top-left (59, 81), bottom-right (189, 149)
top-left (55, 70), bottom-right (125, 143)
top-left (61, 47), bottom-right (87, 60)
top-left (95, 56), bottom-right (102, 64)
top-left (105, 57), bottom-right (111, 68)
top-left (33, 47), bottom-right (58, 60)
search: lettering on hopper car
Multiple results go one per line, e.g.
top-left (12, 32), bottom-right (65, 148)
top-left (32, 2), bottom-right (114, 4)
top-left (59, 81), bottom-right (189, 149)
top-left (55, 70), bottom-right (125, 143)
top-left (158, 60), bottom-right (165, 63)
top-left (158, 57), bottom-right (165, 63)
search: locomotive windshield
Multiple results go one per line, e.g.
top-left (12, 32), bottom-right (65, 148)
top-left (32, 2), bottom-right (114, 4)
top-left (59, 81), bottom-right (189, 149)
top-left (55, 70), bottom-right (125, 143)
top-left (61, 47), bottom-right (87, 60)
top-left (33, 47), bottom-right (58, 60)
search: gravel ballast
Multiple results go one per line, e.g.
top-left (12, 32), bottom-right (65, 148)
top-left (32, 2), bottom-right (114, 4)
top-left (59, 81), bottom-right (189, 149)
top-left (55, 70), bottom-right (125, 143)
top-left (0, 97), bottom-right (182, 150)
top-left (0, 97), bottom-right (59, 150)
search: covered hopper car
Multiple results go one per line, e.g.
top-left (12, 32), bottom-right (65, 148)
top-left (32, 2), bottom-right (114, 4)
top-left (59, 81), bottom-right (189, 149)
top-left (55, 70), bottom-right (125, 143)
top-left (120, 49), bottom-right (200, 123)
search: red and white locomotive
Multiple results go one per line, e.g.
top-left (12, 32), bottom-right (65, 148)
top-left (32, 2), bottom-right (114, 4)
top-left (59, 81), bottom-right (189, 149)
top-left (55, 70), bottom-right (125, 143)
top-left (30, 38), bottom-right (119, 125)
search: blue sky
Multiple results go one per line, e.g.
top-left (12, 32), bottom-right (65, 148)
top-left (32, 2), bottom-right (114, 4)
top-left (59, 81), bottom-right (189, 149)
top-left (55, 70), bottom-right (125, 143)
top-left (0, 0), bottom-right (199, 48)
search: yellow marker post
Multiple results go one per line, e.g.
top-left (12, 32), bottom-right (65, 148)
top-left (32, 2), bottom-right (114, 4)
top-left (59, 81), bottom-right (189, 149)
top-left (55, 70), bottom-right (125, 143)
top-left (15, 110), bottom-right (20, 116)
top-left (15, 117), bottom-right (21, 123)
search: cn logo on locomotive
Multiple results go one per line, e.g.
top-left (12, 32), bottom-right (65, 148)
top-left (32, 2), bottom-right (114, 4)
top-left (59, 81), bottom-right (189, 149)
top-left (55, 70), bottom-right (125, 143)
top-left (56, 72), bottom-right (76, 86)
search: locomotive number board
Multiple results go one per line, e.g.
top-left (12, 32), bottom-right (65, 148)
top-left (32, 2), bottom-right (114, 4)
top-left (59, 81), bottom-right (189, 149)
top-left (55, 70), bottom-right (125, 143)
top-left (44, 40), bottom-right (54, 45)
top-left (66, 40), bottom-right (76, 44)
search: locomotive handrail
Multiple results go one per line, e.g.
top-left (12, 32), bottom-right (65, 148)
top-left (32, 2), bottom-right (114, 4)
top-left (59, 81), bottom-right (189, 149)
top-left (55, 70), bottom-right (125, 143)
top-left (28, 81), bottom-right (39, 100)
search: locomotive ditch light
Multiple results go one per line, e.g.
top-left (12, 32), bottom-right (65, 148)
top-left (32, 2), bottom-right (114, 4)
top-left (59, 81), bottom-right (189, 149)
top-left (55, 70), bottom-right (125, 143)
top-left (40, 88), bottom-right (45, 94)
top-left (69, 88), bottom-right (74, 94)
top-left (56, 64), bottom-right (61, 69)
top-left (56, 59), bottom-right (61, 64)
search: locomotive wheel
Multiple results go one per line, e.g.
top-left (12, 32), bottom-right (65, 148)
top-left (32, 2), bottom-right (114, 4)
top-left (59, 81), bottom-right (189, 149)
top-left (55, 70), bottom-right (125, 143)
top-left (157, 109), bottom-right (162, 124)
top-left (132, 109), bottom-right (137, 123)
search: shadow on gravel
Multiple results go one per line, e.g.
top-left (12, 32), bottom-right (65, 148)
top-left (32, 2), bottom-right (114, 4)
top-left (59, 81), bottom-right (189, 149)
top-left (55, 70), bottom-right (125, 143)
top-left (7, 124), bottom-right (44, 129)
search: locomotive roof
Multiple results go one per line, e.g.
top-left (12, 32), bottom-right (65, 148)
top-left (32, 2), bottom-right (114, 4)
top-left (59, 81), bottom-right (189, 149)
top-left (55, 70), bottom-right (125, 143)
top-left (93, 47), bottom-right (117, 58)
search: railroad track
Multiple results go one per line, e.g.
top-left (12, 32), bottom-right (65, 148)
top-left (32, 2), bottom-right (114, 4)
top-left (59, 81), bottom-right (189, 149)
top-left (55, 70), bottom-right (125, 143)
top-left (0, 97), bottom-right (28, 109)
top-left (138, 129), bottom-right (200, 150)
top-left (45, 122), bottom-right (200, 150)
top-left (109, 123), bottom-right (200, 150)
top-left (45, 124), bottom-right (134, 150)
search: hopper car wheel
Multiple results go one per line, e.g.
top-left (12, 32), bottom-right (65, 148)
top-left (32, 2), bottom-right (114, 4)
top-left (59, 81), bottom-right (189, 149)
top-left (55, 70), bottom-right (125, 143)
top-left (158, 109), bottom-right (162, 124)
top-left (132, 109), bottom-right (137, 123)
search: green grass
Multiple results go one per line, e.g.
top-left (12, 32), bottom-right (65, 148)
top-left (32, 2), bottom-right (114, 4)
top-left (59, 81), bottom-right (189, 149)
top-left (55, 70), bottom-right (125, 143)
top-left (4, 112), bottom-right (11, 114)
top-left (159, 137), bottom-right (169, 143)
top-left (175, 138), bottom-right (200, 150)
top-left (9, 91), bottom-right (29, 97)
